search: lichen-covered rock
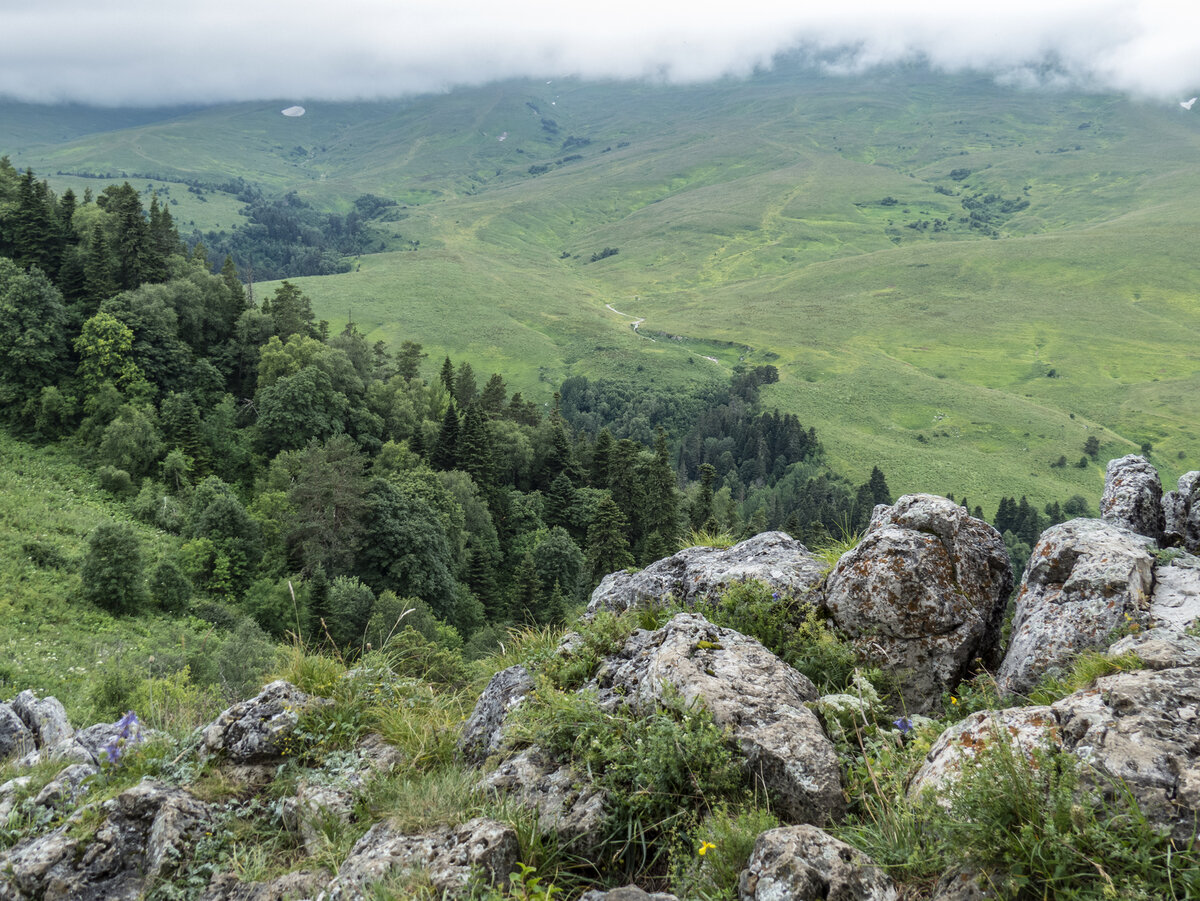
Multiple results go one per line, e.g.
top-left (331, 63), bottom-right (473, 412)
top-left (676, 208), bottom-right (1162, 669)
top-left (1100, 455), bottom-right (1164, 542)
top-left (908, 707), bottom-right (1058, 802)
top-left (0, 779), bottom-right (212, 901)
top-left (1107, 627), bottom-right (1200, 669)
top-left (1163, 471), bottom-right (1200, 552)
top-left (11, 690), bottom-right (74, 750)
top-left (1150, 553), bottom-right (1200, 630)
top-left (738, 825), bottom-right (898, 901)
top-left (329, 817), bottom-right (518, 898)
top-left (929, 869), bottom-right (997, 900)
top-left (33, 762), bottom-right (97, 811)
top-left (823, 495), bottom-right (1012, 712)
top-left (598, 612), bottom-right (843, 825)
top-left (0, 704), bottom-right (36, 761)
top-left (578, 887), bottom-right (679, 901)
top-left (1052, 665), bottom-right (1200, 843)
top-left (480, 747), bottom-right (607, 849)
top-left (200, 870), bottom-right (325, 901)
top-left (458, 665), bottom-right (534, 765)
top-left (996, 519), bottom-right (1154, 696)
top-left (280, 781), bottom-right (358, 855)
top-left (202, 680), bottom-right (313, 762)
top-left (587, 531), bottom-right (824, 615)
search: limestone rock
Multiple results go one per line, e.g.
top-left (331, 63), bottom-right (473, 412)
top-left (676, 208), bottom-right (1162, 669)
top-left (11, 690), bottom-right (74, 749)
top-left (0, 704), bottom-right (36, 761)
top-left (1150, 553), bottom-right (1200, 631)
top-left (0, 776), bottom-right (32, 822)
top-left (0, 779), bottom-right (212, 900)
top-left (996, 519), bottom-right (1154, 696)
top-left (480, 747), bottom-right (606, 850)
top-left (281, 781), bottom-right (358, 855)
top-left (908, 707), bottom-right (1058, 802)
top-left (1108, 627), bottom-right (1200, 669)
top-left (1100, 455), bottom-right (1163, 542)
top-left (578, 887), bottom-right (679, 901)
top-left (1162, 471), bottom-right (1200, 552)
top-left (202, 680), bottom-right (313, 761)
top-left (33, 762), bottom-right (97, 810)
top-left (738, 825), bottom-right (898, 901)
top-left (598, 612), bottom-right (843, 825)
top-left (587, 531), bottom-right (825, 615)
top-left (824, 495), bottom-right (1012, 712)
top-left (458, 665), bottom-right (534, 765)
top-left (330, 817), bottom-right (518, 898)
top-left (200, 870), bottom-right (325, 901)
top-left (1052, 665), bottom-right (1200, 843)
top-left (929, 869), bottom-right (997, 900)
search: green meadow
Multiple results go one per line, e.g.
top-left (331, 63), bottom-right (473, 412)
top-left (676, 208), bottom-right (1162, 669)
top-left (7, 61), bottom-right (1200, 507)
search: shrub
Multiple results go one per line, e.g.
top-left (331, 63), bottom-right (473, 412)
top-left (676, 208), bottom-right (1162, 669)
top-left (80, 521), bottom-right (147, 615)
top-left (96, 465), bottom-right (134, 497)
top-left (150, 556), bottom-right (192, 613)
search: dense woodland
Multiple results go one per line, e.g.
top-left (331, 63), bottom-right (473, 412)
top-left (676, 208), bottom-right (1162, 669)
top-left (0, 159), bottom-right (1083, 656)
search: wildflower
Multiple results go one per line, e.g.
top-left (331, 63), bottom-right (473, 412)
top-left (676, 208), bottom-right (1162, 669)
top-left (101, 710), bottom-right (142, 767)
top-left (950, 696), bottom-right (958, 705)
top-left (698, 841), bottom-right (716, 856)
top-left (892, 717), bottom-right (912, 735)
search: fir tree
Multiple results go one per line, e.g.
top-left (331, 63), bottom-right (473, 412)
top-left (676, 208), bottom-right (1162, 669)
top-left (587, 495), bottom-right (634, 584)
top-left (431, 404), bottom-right (460, 470)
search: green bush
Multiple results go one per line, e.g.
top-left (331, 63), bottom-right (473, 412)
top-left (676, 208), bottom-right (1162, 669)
top-left (96, 465), bottom-right (134, 497)
top-left (150, 556), bottom-right (192, 613)
top-left (80, 521), bottom-right (147, 615)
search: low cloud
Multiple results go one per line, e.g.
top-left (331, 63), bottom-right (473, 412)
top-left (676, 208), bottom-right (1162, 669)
top-left (1, 1), bottom-right (1197, 106)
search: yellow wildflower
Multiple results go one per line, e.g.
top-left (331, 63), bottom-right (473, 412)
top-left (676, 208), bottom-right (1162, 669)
top-left (698, 841), bottom-right (716, 856)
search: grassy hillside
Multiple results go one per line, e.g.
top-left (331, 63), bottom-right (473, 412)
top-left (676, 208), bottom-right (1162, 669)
top-left (7, 61), bottom-right (1200, 507)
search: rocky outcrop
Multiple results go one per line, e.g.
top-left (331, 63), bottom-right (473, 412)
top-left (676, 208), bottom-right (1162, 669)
top-left (0, 704), bottom-right (36, 760)
top-left (202, 680), bottom-right (314, 762)
top-left (458, 665), bottom-right (534, 765)
top-left (911, 664), bottom-right (1200, 843)
top-left (823, 495), bottom-right (1012, 712)
top-left (200, 870), bottom-right (326, 901)
top-left (328, 817), bottom-right (518, 898)
top-left (1150, 552), bottom-right (1200, 630)
top-left (1107, 626), bottom-right (1200, 669)
top-left (480, 748), bottom-right (607, 849)
top-left (587, 531), bottom-right (825, 615)
top-left (11, 690), bottom-right (74, 751)
top-left (598, 612), bottom-right (844, 825)
top-left (1163, 471), bottom-right (1200, 552)
top-left (996, 519), bottom-right (1154, 696)
top-left (738, 825), bottom-right (898, 901)
top-left (0, 780), bottom-right (212, 901)
top-left (1100, 455), bottom-right (1164, 542)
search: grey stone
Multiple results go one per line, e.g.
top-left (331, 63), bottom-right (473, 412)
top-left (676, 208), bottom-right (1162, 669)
top-left (202, 680), bottom-right (313, 762)
top-left (578, 888), bottom-right (679, 901)
top-left (33, 763), bottom-right (97, 810)
top-left (458, 665), bottom-right (534, 765)
top-left (1100, 455), bottom-right (1163, 542)
top-left (1108, 627), bottom-right (1200, 669)
top-left (930, 869), bottom-right (997, 900)
top-left (11, 690), bottom-right (74, 749)
top-left (281, 781), bottom-right (358, 855)
top-left (200, 870), bottom-right (324, 901)
top-left (480, 747), bottom-right (607, 850)
top-left (824, 495), bottom-right (1012, 712)
top-left (588, 531), bottom-right (825, 615)
top-left (996, 519), bottom-right (1154, 696)
top-left (0, 704), bottom-right (36, 761)
top-left (1161, 471), bottom-right (1200, 551)
top-left (598, 612), bottom-right (844, 825)
top-left (738, 825), bottom-right (898, 901)
top-left (330, 817), bottom-right (518, 898)
top-left (0, 776), bottom-right (32, 822)
top-left (1150, 554), bottom-right (1200, 631)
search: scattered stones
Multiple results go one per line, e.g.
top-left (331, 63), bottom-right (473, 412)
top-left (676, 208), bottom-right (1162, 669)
top-left (823, 495), bottom-right (1012, 712)
top-left (329, 817), bottom-right (518, 898)
top-left (458, 665), bottom-right (534, 765)
top-left (202, 680), bottom-right (314, 762)
top-left (738, 825), bottom-right (898, 901)
top-left (1100, 455), bottom-right (1164, 542)
top-left (588, 531), bottom-right (825, 615)
top-left (996, 519), bottom-right (1154, 696)
top-left (598, 612), bottom-right (844, 825)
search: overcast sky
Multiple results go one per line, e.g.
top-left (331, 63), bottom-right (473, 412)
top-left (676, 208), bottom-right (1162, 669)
top-left (1, 0), bottom-right (1197, 106)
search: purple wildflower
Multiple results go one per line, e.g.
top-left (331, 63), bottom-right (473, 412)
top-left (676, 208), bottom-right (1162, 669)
top-left (101, 710), bottom-right (142, 767)
top-left (892, 717), bottom-right (913, 735)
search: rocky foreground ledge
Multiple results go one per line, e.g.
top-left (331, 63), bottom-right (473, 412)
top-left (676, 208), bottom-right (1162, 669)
top-left (0, 456), bottom-right (1196, 899)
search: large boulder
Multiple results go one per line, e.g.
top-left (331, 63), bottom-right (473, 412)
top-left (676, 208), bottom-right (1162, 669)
top-left (202, 680), bottom-right (314, 762)
top-left (1162, 471), bottom-right (1200, 552)
top-left (1150, 552), bottom-right (1200, 631)
top-left (1100, 455), bottom-right (1164, 542)
top-left (480, 747), bottom-right (607, 850)
top-left (910, 664), bottom-right (1200, 844)
top-left (587, 531), bottom-right (825, 615)
top-left (823, 495), bottom-right (1012, 712)
top-left (458, 665), bottom-right (534, 765)
top-left (597, 612), bottom-right (844, 825)
top-left (11, 691), bottom-right (74, 750)
top-left (996, 519), bottom-right (1154, 696)
top-left (0, 780), bottom-right (212, 901)
top-left (738, 825), bottom-right (898, 901)
top-left (329, 817), bottom-right (518, 898)
top-left (0, 704), bottom-right (35, 761)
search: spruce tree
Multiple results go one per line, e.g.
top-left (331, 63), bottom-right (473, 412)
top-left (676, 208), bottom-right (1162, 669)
top-left (432, 404), bottom-right (460, 470)
top-left (586, 495), bottom-right (634, 584)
